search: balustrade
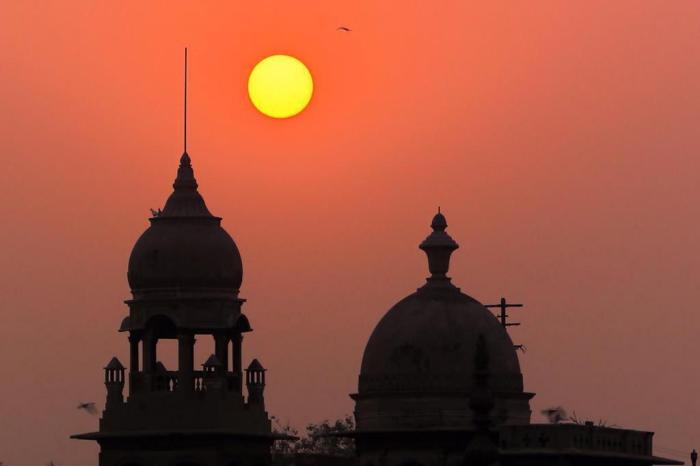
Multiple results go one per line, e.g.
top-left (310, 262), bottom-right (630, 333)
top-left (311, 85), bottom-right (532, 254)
top-left (129, 370), bottom-right (241, 394)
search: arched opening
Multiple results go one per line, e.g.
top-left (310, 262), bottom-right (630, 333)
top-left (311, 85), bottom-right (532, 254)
top-left (142, 315), bottom-right (178, 376)
top-left (156, 338), bottom-right (178, 373)
top-left (194, 335), bottom-right (215, 370)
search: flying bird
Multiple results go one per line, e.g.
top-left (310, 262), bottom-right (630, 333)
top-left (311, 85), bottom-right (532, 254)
top-left (77, 402), bottom-right (98, 415)
top-left (541, 406), bottom-right (568, 424)
top-left (336, 26), bottom-right (352, 32)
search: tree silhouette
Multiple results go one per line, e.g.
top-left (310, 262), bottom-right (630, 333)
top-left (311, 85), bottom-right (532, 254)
top-left (272, 416), bottom-right (355, 458)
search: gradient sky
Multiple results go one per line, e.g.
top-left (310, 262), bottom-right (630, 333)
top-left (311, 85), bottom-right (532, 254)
top-left (1, 1), bottom-right (700, 465)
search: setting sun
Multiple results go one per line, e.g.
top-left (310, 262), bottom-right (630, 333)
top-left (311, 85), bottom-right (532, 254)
top-left (248, 54), bottom-right (313, 119)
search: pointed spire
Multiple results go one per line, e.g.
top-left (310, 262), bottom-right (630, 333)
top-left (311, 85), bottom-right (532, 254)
top-left (173, 152), bottom-right (198, 190)
top-left (419, 208), bottom-right (459, 285)
top-left (247, 358), bottom-right (265, 371)
top-left (104, 357), bottom-right (125, 370)
top-left (158, 154), bottom-right (213, 218)
top-left (183, 47), bottom-right (188, 154)
top-left (154, 49), bottom-right (213, 219)
top-left (203, 353), bottom-right (224, 368)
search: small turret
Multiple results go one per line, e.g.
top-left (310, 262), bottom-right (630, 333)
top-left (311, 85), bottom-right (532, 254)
top-left (203, 353), bottom-right (224, 373)
top-left (245, 359), bottom-right (266, 406)
top-left (104, 357), bottom-right (125, 409)
top-left (203, 354), bottom-right (225, 392)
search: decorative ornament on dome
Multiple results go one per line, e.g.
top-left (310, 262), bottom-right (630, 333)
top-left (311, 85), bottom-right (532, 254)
top-left (159, 152), bottom-right (214, 218)
top-left (419, 208), bottom-right (459, 288)
top-left (431, 206), bottom-right (448, 231)
top-left (173, 152), bottom-right (198, 190)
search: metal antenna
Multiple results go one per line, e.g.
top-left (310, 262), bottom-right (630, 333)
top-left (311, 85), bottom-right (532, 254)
top-left (184, 47), bottom-right (188, 153)
top-left (485, 297), bottom-right (525, 351)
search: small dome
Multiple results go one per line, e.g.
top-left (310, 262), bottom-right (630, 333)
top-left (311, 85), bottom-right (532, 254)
top-left (127, 153), bottom-right (243, 294)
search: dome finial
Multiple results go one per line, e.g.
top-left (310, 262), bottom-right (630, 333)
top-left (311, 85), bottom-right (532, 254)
top-left (174, 49), bottom-right (196, 191)
top-left (173, 151), bottom-right (198, 190)
top-left (156, 153), bottom-right (212, 217)
top-left (419, 209), bottom-right (459, 284)
top-left (183, 47), bottom-right (188, 154)
top-left (431, 207), bottom-right (448, 232)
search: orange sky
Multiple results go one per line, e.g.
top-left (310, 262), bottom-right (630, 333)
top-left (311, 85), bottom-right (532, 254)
top-left (1, 1), bottom-right (700, 465)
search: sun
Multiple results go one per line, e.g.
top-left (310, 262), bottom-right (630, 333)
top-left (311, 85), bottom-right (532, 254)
top-left (248, 55), bottom-right (313, 119)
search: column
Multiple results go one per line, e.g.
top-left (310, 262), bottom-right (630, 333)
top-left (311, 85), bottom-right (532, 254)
top-left (178, 332), bottom-right (195, 393)
top-left (129, 333), bottom-right (140, 372)
top-left (232, 333), bottom-right (243, 391)
top-left (215, 333), bottom-right (229, 373)
top-left (142, 331), bottom-right (156, 373)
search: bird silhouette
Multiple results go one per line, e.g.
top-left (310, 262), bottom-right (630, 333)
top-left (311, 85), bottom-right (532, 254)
top-left (77, 402), bottom-right (98, 415)
top-left (541, 406), bottom-right (568, 424)
top-left (336, 26), bottom-right (351, 32)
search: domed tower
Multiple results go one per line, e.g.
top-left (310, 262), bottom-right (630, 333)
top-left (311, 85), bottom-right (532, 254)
top-left (73, 153), bottom-right (275, 466)
top-left (352, 211), bottom-right (533, 466)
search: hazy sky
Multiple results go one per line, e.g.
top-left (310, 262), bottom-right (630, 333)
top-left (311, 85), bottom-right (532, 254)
top-left (1, 1), bottom-right (700, 465)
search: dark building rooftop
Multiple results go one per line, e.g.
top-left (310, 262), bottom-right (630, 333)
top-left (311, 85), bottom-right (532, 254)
top-left (500, 423), bottom-right (683, 466)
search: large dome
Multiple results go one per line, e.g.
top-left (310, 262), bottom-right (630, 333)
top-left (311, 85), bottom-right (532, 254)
top-left (127, 153), bottom-right (243, 294)
top-left (359, 290), bottom-right (523, 395)
top-left (354, 211), bottom-right (532, 432)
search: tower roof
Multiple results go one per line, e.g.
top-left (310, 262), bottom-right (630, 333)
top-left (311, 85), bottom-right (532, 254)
top-left (127, 153), bottom-right (243, 295)
top-left (247, 359), bottom-right (265, 371)
top-left (203, 354), bottom-right (224, 367)
top-left (104, 357), bottom-right (125, 370)
top-left (160, 152), bottom-right (213, 218)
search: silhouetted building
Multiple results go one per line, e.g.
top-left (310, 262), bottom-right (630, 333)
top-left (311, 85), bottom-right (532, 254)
top-left (499, 423), bottom-right (682, 466)
top-left (73, 153), bottom-right (275, 466)
top-left (71, 152), bottom-right (684, 466)
top-left (350, 210), bottom-right (531, 466)
top-left (347, 211), bottom-right (682, 466)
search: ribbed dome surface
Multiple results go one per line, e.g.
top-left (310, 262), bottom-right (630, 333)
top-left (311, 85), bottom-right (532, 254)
top-left (359, 289), bottom-right (523, 395)
top-left (127, 153), bottom-right (243, 293)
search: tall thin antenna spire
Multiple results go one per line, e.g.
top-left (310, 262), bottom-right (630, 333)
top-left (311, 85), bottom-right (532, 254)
top-left (184, 47), bottom-right (188, 154)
